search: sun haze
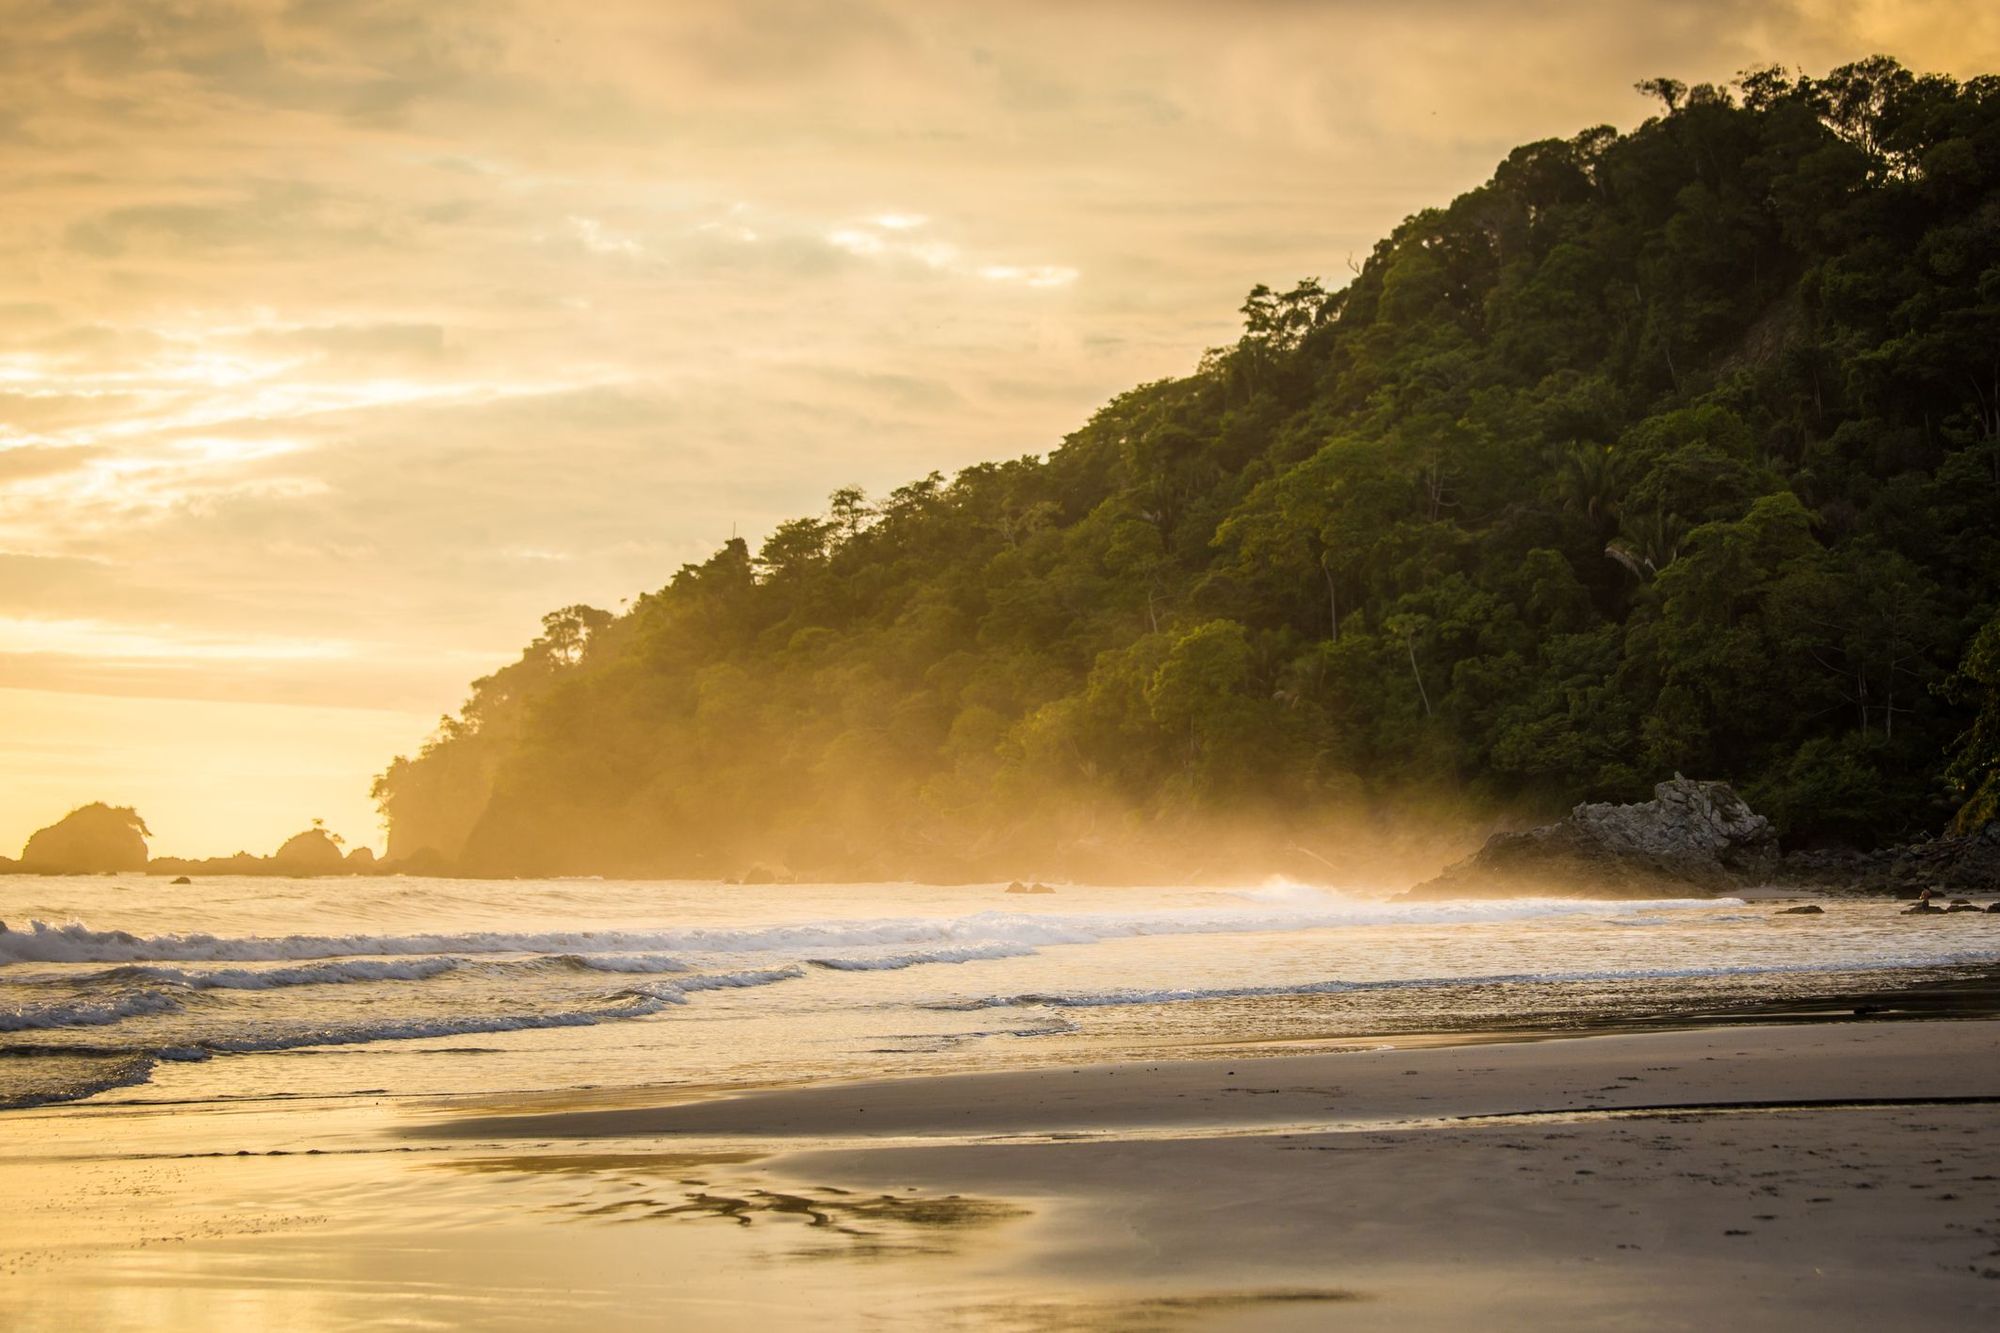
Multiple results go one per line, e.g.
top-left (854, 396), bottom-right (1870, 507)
top-left (4, 0), bottom-right (1997, 855)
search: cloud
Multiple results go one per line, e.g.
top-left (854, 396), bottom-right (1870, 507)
top-left (0, 443), bottom-right (106, 480)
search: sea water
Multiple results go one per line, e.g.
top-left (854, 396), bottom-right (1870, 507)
top-left (3, 875), bottom-right (1995, 1111)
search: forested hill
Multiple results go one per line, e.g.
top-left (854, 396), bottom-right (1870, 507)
top-left (374, 59), bottom-right (2000, 881)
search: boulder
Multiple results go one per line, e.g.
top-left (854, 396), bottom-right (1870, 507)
top-left (1774, 904), bottom-right (1824, 915)
top-left (1404, 776), bottom-right (1777, 900)
top-left (170, 875), bottom-right (192, 885)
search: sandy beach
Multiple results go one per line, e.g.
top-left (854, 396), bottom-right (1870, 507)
top-left (4, 1015), bottom-right (1996, 1330)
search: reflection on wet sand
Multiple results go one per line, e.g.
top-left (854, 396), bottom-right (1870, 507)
top-left (444, 1151), bottom-right (1024, 1257)
top-left (949, 1288), bottom-right (1367, 1333)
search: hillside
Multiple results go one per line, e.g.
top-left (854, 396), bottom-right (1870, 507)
top-left (373, 59), bottom-right (2000, 882)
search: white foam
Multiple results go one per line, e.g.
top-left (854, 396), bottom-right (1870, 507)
top-left (808, 943), bottom-right (1039, 971)
top-left (0, 896), bottom-right (1736, 966)
top-left (669, 966), bottom-right (803, 993)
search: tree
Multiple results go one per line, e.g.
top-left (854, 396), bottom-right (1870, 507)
top-left (367, 60), bottom-right (2000, 877)
top-left (1945, 611), bottom-right (2000, 832)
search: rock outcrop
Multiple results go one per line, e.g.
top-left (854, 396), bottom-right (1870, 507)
top-left (1778, 820), bottom-right (2000, 895)
top-left (269, 828), bottom-right (347, 876)
top-left (18, 804), bottom-right (151, 874)
top-left (1404, 776), bottom-right (1777, 899)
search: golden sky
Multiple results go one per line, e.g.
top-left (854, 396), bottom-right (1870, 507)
top-left (5, 0), bottom-right (1998, 857)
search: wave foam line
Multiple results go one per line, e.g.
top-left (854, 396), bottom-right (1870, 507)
top-left (86, 958), bottom-right (463, 991)
top-left (932, 953), bottom-right (2000, 1010)
top-left (808, 943), bottom-right (1039, 971)
top-left (0, 896), bottom-right (1734, 966)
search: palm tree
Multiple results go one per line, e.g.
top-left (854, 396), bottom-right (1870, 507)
top-left (1546, 441), bottom-right (1622, 530)
top-left (1606, 510), bottom-right (1685, 580)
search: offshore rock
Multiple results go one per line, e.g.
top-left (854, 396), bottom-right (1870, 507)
top-left (1404, 776), bottom-right (1777, 900)
top-left (269, 828), bottom-right (348, 876)
top-left (19, 804), bottom-right (152, 874)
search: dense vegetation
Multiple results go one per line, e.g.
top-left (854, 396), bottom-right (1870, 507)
top-left (375, 59), bottom-right (2000, 880)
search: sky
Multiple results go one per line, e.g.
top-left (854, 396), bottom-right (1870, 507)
top-left (5, 0), bottom-right (1999, 858)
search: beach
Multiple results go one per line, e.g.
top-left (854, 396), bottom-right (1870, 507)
top-left (5, 874), bottom-right (2000, 1327)
top-left (3, 1017), bottom-right (1997, 1329)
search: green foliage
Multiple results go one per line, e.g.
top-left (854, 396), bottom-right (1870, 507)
top-left (1945, 611), bottom-right (2000, 832)
top-left (375, 59), bottom-right (2000, 874)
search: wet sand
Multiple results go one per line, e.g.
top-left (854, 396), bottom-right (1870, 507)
top-left (5, 1019), bottom-right (1999, 1329)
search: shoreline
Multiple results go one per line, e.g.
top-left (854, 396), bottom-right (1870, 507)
top-left (3, 1015), bottom-right (1997, 1328)
top-left (398, 1018), bottom-right (2000, 1329)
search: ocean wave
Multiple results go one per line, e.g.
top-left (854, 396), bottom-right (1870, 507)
top-left (667, 966), bottom-right (804, 993)
top-left (0, 1054), bottom-right (159, 1110)
top-left (169, 967), bottom-right (802, 1054)
top-left (195, 994), bottom-right (682, 1054)
top-left (0, 896), bottom-right (1735, 966)
top-left (807, 943), bottom-right (1040, 971)
top-left (551, 954), bottom-right (692, 975)
top-left (0, 989), bottom-right (188, 1032)
top-left (930, 953), bottom-right (2000, 1010)
top-left (82, 958), bottom-right (465, 991)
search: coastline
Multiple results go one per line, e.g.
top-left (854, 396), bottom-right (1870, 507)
top-left (5, 1011), bottom-right (1993, 1329)
top-left (411, 1017), bottom-right (2000, 1329)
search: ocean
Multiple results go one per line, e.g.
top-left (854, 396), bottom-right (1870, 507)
top-left (4, 875), bottom-right (1996, 1112)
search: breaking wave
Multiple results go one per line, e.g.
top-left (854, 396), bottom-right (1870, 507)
top-left (808, 943), bottom-right (1040, 971)
top-left (0, 895), bottom-right (1731, 966)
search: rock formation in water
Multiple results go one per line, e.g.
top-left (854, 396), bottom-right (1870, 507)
top-left (18, 803), bottom-right (151, 874)
top-left (268, 827), bottom-right (348, 875)
top-left (1404, 776), bottom-right (1777, 900)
